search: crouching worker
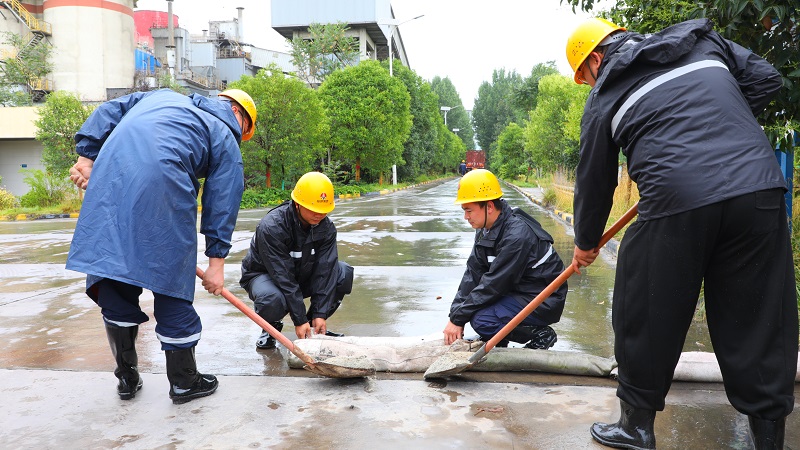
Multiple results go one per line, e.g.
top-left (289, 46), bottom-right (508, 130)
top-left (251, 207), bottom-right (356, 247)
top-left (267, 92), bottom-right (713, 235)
top-left (240, 171), bottom-right (354, 349)
top-left (443, 169), bottom-right (567, 349)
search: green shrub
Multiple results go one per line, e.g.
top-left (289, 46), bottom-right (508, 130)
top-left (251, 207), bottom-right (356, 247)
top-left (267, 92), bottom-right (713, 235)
top-left (18, 169), bottom-right (71, 208)
top-left (240, 188), bottom-right (291, 209)
top-left (542, 187), bottom-right (557, 207)
top-left (0, 187), bottom-right (18, 209)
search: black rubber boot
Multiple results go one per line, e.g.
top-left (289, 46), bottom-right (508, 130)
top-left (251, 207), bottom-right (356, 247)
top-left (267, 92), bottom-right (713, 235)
top-left (525, 325), bottom-right (557, 349)
top-left (748, 416), bottom-right (785, 449)
top-left (504, 325), bottom-right (558, 349)
top-left (105, 323), bottom-right (142, 400)
top-left (165, 347), bottom-right (218, 405)
top-left (590, 399), bottom-right (656, 450)
top-left (324, 330), bottom-right (345, 337)
top-left (255, 321), bottom-right (283, 349)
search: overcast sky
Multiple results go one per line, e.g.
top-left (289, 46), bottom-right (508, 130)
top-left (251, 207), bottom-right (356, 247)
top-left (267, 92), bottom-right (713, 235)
top-left (134, 0), bottom-right (596, 109)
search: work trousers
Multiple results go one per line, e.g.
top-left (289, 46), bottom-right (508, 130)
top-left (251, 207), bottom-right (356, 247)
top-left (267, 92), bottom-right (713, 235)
top-left (94, 278), bottom-right (202, 351)
top-left (244, 261), bottom-right (354, 324)
top-left (613, 189), bottom-right (797, 419)
top-left (471, 295), bottom-right (551, 340)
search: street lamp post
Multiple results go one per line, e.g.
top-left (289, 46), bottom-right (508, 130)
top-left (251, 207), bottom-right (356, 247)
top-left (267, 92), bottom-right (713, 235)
top-left (440, 105), bottom-right (460, 126)
top-left (380, 15), bottom-right (424, 76)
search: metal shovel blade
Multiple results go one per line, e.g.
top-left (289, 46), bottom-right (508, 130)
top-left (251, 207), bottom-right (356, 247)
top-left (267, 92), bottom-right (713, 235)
top-left (304, 355), bottom-right (376, 378)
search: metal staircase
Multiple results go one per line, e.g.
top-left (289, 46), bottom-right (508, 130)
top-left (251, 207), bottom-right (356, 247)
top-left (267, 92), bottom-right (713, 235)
top-left (0, 0), bottom-right (53, 101)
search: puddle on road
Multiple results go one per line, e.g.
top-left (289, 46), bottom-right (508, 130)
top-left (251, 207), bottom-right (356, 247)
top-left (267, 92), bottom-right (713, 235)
top-left (0, 179), bottom-right (714, 376)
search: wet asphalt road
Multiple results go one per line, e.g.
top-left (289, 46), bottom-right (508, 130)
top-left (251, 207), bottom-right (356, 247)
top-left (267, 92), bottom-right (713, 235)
top-left (0, 178), bottom-right (797, 449)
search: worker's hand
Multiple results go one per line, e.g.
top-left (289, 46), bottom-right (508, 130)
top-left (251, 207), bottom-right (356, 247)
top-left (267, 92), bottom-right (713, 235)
top-left (311, 317), bottom-right (327, 335)
top-left (69, 156), bottom-right (94, 190)
top-left (202, 258), bottom-right (225, 295)
top-left (295, 322), bottom-right (312, 339)
top-left (571, 245), bottom-right (599, 275)
top-left (443, 321), bottom-right (464, 345)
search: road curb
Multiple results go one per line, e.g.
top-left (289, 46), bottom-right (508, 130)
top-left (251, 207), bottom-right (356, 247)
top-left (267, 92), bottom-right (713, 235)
top-left (0, 212), bottom-right (80, 222)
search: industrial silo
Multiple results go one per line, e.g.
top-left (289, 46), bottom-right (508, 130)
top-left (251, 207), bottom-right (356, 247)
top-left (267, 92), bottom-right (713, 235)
top-left (44, 0), bottom-right (135, 101)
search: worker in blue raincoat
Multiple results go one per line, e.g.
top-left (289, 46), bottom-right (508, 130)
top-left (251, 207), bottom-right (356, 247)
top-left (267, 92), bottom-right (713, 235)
top-left (66, 88), bottom-right (257, 405)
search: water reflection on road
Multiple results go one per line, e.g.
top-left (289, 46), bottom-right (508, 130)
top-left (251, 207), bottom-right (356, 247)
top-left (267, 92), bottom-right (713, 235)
top-left (0, 178), bottom-right (712, 377)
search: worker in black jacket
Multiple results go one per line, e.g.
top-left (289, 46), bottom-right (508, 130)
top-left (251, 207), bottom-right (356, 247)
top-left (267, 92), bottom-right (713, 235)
top-left (442, 169), bottom-right (567, 349)
top-left (240, 172), bottom-right (353, 349)
top-left (566, 18), bottom-right (797, 449)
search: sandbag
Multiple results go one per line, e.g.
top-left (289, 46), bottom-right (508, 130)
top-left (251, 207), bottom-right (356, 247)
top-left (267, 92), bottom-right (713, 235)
top-left (288, 334), bottom-right (615, 376)
top-left (288, 333), bottom-right (474, 372)
top-left (470, 348), bottom-right (617, 377)
top-left (289, 336), bottom-right (800, 382)
top-left (670, 351), bottom-right (800, 383)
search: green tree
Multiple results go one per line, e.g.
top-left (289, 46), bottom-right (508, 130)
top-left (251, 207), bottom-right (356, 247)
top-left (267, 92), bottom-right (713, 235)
top-left (385, 61), bottom-right (443, 180)
top-left (524, 74), bottom-right (590, 173)
top-left (289, 22), bottom-right (360, 86)
top-left (319, 60), bottom-right (412, 183)
top-left (0, 31), bottom-right (53, 106)
top-left (431, 76), bottom-right (474, 150)
top-left (229, 66), bottom-right (329, 188)
top-left (34, 91), bottom-right (93, 177)
top-left (512, 62), bottom-right (561, 114)
top-left (472, 68), bottom-right (524, 162)
top-left (494, 122), bottom-right (528, 181)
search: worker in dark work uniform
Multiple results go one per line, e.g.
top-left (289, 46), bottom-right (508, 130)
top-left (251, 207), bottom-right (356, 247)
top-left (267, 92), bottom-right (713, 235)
top-left (567, 18), bottom-right (797, 450)
top-left (240, 171), bottom-right (353, 350)
top-left (442, 169), bottom-right (567, 350)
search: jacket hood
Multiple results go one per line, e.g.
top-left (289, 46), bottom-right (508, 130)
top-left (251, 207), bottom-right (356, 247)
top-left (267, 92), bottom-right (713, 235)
top-left (600, 19), bottom-right (714, 85)
top-left (190, 93), bottom-right (243, 143)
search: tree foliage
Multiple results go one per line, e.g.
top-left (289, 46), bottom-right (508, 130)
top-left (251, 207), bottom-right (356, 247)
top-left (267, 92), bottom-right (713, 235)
top-left (472, 69), bottom-right (524, 167)
top-left (512, 62), bottom-right (561, 114)
top-left (524, 74), bottom-right (590, 173)
top-left (430, 76), bottom-right (474, 150)
top-left (318, 60), bottom-right (411, 182)
top-left (493, 122), bottom-right (528, 180)
top-left (229, 66), bottom-right (329, 188)
top-left (0, 31), bottom-right (53, 106)
top-left (560, 0), bottom-right (799, 148)
top-left (34, 91), bottom-right (93, 177)
top-left (289, 22), bottom-right (360, 86)
top-left (386, 61), bottom-right (445, 179)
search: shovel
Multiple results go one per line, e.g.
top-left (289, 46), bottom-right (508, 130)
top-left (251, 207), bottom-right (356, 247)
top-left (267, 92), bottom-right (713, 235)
top-left (424, 203), bottom-right (639, 379)
top-left (195, 267), bottom-right (376, 378)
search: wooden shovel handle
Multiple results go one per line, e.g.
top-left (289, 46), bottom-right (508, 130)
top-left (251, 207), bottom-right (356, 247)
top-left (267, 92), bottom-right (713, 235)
top-left (195, 266), bottom-right (317, 366)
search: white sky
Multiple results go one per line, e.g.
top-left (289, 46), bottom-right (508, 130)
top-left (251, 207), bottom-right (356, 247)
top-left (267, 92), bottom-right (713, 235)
top-left (134, 0), bottom-right (597, 109)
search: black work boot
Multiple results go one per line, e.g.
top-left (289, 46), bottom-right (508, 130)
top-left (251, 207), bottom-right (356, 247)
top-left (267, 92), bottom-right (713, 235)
top-left (590, 399), bottom-right (656, 449)
top-left (105, 323), bottom-right (143, 400)
top-left (165, 347), bottom-right (218, 405)
top-left (504, 325), bottom-right (558, 349)
top-left (526, 325), bottom-right (557, 349)
top-left (748, 416), bottom-right (785, 449)
top-left (255, 321), bottom-right (283, 349)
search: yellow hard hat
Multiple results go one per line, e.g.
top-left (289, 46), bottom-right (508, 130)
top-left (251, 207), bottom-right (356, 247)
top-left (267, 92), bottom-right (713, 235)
top-left (566, 18), bottom-right (626, 84)
top-left (455, 169), bottom-right (503, 204)
top-left (291, 172), bottom-right (335, 214)
top-left (219, 88), bottom-right (257, 141)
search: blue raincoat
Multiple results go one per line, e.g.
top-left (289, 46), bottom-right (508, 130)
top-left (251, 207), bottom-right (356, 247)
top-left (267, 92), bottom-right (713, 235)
top-left (66, 89), bottom-right (245, 302)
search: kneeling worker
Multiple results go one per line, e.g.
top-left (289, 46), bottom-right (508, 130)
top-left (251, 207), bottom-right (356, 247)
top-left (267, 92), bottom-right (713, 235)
top-left (240, 171), bottom-right (354, 349)
top-left (443, 169), bottom-right (567, 348)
